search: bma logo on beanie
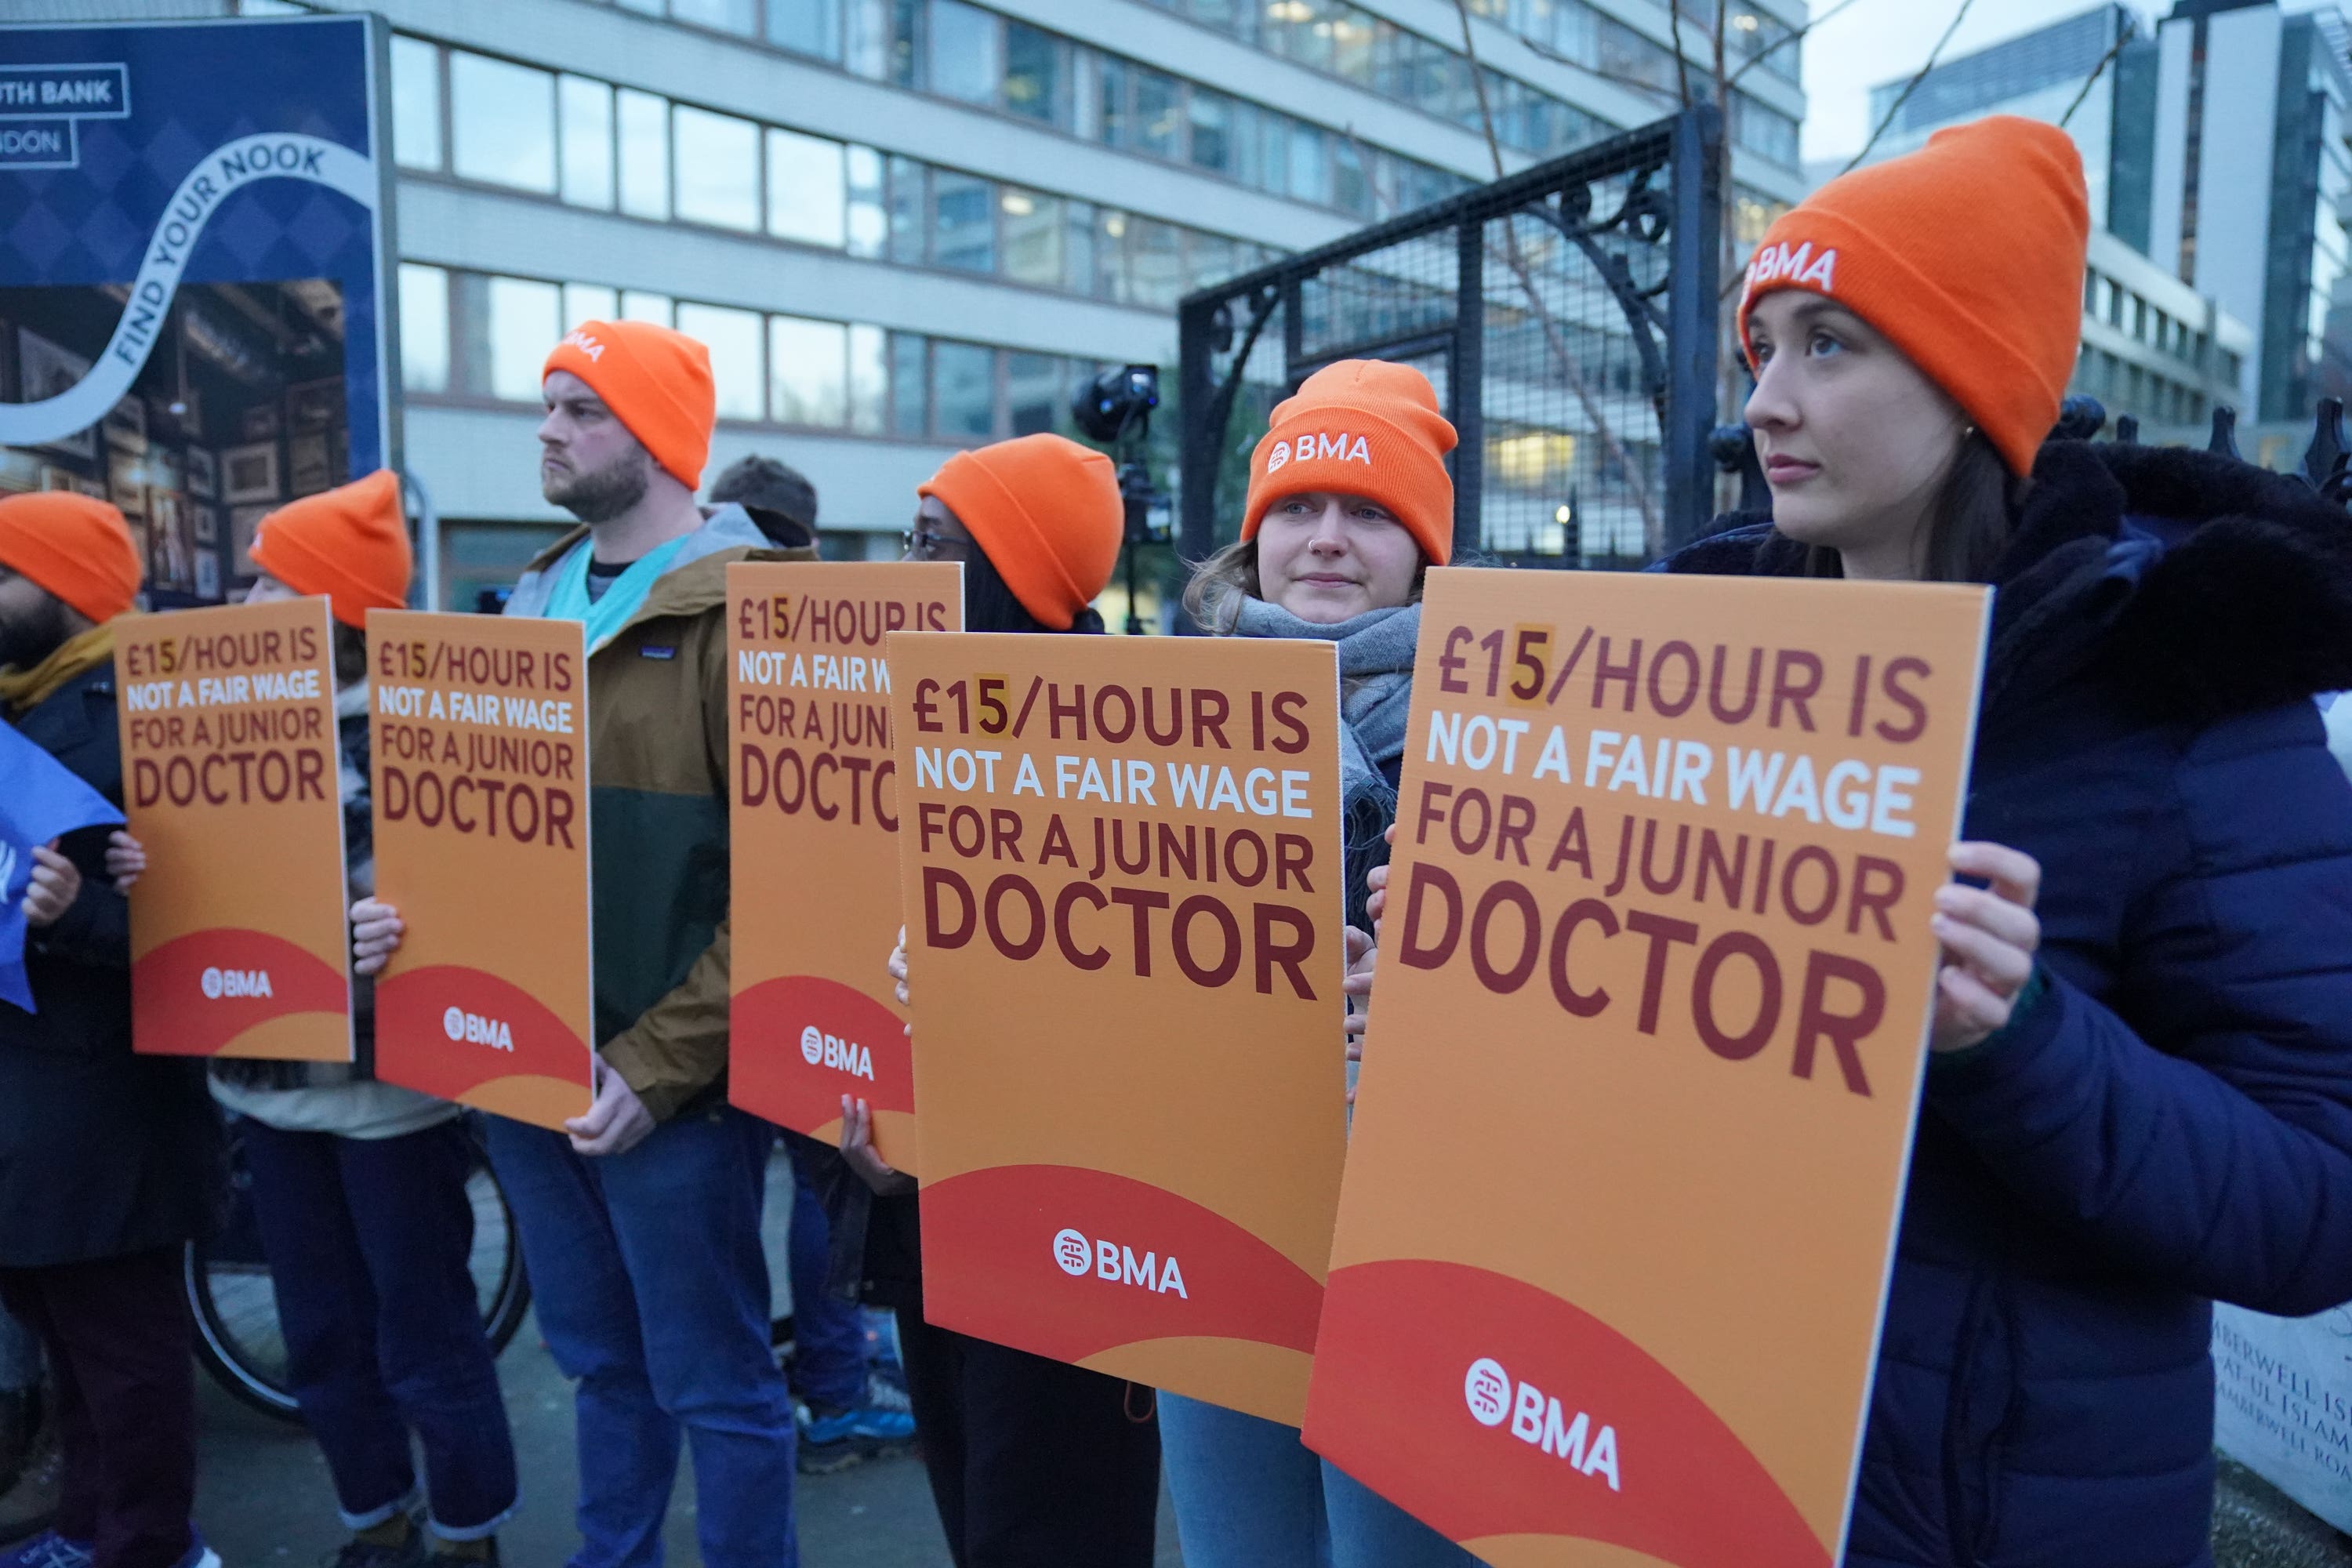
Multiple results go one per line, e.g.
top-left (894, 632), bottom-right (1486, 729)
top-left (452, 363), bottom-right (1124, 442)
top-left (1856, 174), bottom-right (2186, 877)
top-left (1265, 431), bottom-right (1373, 477)
top-left (1745, 239), bottom-right (1838, 296)
top-left (561, 328), bottom-right (606, 362)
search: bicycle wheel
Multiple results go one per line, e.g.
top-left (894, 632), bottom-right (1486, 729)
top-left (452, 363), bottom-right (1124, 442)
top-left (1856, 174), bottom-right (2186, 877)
top-left (188, 1117), bottom-right (531, 1425)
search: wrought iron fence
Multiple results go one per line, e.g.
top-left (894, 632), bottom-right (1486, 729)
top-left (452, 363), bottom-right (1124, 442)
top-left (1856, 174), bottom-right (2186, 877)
top-left (1175, 106), bottom-right (1723, 582)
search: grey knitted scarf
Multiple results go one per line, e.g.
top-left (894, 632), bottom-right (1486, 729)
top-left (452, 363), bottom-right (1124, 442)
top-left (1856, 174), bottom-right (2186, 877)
top-left (1227, 597), bottom-right (1419, 806)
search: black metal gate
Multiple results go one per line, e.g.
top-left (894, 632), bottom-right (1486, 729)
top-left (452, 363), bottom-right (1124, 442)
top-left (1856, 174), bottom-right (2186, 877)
top-left (1177, 106), bottom-right (1722, 575)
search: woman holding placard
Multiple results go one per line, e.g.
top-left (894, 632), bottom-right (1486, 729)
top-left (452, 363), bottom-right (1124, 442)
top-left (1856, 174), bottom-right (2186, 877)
top-left (841, 432), bottom-right (1164, 1568)
top-left (1349, 117), bottom-right (2352, 1566)
top-left (111, 472), bottom-right (520, 1568)
top-left (1164, 361), bottom-right (1478, 1567)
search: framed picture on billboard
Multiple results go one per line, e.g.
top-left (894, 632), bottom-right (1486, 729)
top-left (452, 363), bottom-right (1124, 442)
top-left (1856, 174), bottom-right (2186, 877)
top-left (186, 447), bottom-right (216, 500)
top-left (222, 442), bottom-right (281, 505)
top-left (18, 331), bottom-right (95, 460)
top-left (287, 377), bottom-right (342, 431)
top-left (194, 505), bottom-right (220, 546)
top-left (230, 504), bottom-right (270, 576)
top-left (195, 550), bottom-right (221, 602)
top-left (289, 430), bottom-right (332, 495)
top-left (241, 402), bottom-right (281, 441)
top-left (108, 452), bottom-right (146, 515)
top-left (104, 395), bottom-right (147, 453)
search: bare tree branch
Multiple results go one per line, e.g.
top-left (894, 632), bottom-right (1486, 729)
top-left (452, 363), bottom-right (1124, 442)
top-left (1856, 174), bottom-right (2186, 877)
top-left (1452, 0), bottom-right (1662, 543)
top-left (1725, 0), bottom-right (1871, 92)
top-left (1670, 2), bottom-right (1695, 111)
top-left (1841, 0), bottom-right (1979, 178)
top-left (2059, 22), bottom-right (2134, 129)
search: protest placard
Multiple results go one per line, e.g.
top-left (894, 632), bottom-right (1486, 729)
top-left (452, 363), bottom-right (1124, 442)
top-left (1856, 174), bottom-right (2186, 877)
top-left (1303, 568), bottom-right (1990, 1566)
top-left (115, 598), bottom-right (350, 1058)
top-left (368, 610), bottom-right (592, 1129)
top-left (0, 720), bottom-right (124, 1014)
top-left (728, 561), bottom-right (960, 1170)
top-left (889, 631), bottom-right (1346, 1425)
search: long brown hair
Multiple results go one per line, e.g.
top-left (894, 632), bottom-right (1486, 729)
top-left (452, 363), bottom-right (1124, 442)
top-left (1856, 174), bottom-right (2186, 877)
top-left (1920, 430), bottom-right (2030, 583)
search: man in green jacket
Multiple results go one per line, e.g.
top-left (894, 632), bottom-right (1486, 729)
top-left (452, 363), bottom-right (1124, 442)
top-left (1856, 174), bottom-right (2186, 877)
top-left (356, 319), bottom-right (814, 1567)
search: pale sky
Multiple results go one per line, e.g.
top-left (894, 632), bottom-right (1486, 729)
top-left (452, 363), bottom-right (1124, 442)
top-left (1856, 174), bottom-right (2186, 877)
top-left (1799, 0), bottom-right (2169, 165)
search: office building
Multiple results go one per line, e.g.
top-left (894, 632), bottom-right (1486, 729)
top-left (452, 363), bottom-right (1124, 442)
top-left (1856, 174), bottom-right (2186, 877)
top-left (1865, 0), bottom-right (2343, 438)
top-left (47, 0), bottom-right (1807, 609)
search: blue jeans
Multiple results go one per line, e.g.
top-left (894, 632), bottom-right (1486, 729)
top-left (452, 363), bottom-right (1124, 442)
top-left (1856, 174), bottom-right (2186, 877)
top-left (240, 1116), bottom-right (518, 1538)
top-left (781, 1132), bottom-right (865, 1410)
top-left (1159, 1393), bottom-right (1475, 1568)
top-left (484, 1105), bottom-right (797, 1568)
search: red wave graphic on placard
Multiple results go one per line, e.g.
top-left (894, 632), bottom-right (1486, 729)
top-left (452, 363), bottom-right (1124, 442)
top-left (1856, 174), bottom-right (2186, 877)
top-left (376, 964), bottom-right (589, 1105)
top-left (919, 1164), bottom-right (1324, 1364)
top-left (132, 929), bottom-right (349, 1058)
top-left (1303, 1259), bottom-right (1831, 1567)
top-left (731, 975), bottom-right (912, 1131)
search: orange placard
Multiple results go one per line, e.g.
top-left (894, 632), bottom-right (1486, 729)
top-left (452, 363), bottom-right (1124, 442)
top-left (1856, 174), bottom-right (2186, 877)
top-left (117, 598), bottom-right (352, 1060)
top-left (728, 561), bottom-right (960, 1170)
top-left (889, 632), bottom-right (1347, 1425)
top-left (1302, 568), bottom-right (1990, 1567)
top-left (368, 611), bottom-right (592, 1130)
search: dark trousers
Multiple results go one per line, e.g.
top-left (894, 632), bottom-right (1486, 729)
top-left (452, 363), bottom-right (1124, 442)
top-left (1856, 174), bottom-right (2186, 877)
top-left (781, 1132), bottom-right (866, 1410)
top-left (896, 1310), bottom-right (1160, 1568)
top-left (0, 1246), bottom-right (195, 1568)
top-left (239, 1116), bottom-right (519, 1537)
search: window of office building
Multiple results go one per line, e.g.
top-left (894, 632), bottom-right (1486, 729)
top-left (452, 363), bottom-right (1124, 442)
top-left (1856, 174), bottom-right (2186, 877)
top-left (618, 89), bottom-right (670, 220)
top-left (560, 76), bottom-right (615, 210)
top-left (933, 170), bottom-right (996, 273)
top-left (1000, 188), bottom-right (1063, 288)
top-left (671, 0), bottom-right (756, 34)
top-left (451, 53), bottom-right (557, 194)
top-left (674, 106), bottom-right (761, 230)
top-left (398, 263), bottom-right (450, 393)
top-left (768, 127), bottom-right (847, 247)
top-left (888, 155), bottom-right (927, 264)
top-left (1188, 89), bottom-right (1232, 176)
top-left (1006, 353), bottom-right (1062, 436)
top-left (769, 0), bottom-right (842, 57)
top-left (677, 302), bottom-right (766, 419)
top-left (390, 36), bottom-right (442, 171)
top-left (929, 0), bottom-right (1001, 104)
top-left (769, 314), bottom-right (849, 426)
top-left (622, 289), bottom-right (673, 325)
top-left (485, 275), bottom-right (562, 401)
top-left (932, 340), bottom-right (996, 438)
top-left (848, 324), bottom-right (888, 434)
top-left (1127, 216), bottom-right (1185, 310)
top-left (1134, 67), bottom-right (1182, 161)
top-left (1004, 22), bottom-right (1064, 124)
top-left (889, 332), bottom-right (928, 436)
top-left (846, 146), bottom-right (887, 258)
top-left (563, 282), bottom-right (619, 329)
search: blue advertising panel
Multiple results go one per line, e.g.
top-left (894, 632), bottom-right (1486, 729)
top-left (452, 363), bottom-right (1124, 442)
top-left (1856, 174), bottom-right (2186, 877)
top-left (0, 14), bottom-right (395, 606)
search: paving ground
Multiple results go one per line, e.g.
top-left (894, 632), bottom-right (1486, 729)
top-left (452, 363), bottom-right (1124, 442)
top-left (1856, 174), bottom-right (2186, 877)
top-left (195, 1310), bottom-right (1185, 1567)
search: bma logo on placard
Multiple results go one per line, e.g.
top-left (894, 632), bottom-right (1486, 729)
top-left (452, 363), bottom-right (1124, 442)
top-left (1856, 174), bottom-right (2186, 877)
top-left (443, 1005), bottom-right (514, 1051)
top-left (1049, 1226), bottom-right (1188, 1298)
top-left (1462, 1356), bottom-right (1621, 1491)
top-left (798, 1024), bottom-right (874, 1080)
top-left (201, 966), bottom-right (274, 1000)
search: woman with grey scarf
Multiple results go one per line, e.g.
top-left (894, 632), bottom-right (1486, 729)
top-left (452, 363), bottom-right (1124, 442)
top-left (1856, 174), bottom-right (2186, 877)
top-left (1161, 361), bottom-right (1477, 1568)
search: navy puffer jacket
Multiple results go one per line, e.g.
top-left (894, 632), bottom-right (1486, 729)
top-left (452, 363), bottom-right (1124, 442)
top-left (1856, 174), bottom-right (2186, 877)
top-left (1664, 440), bottom-right (2352, 1568)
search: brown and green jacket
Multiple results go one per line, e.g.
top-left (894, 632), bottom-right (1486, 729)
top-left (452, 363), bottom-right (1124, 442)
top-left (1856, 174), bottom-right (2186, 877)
top-left (505, 503), bottom-right (815, 1121)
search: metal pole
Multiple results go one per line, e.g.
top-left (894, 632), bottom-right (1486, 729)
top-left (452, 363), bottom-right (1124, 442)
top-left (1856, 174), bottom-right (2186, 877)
top-left (403, 465), bottom-right (441, 612)
top-left (1175, 296), bottom-right (1217, 578)
top-left (1451, 216), bottom-right (1486, 559)
top-left (1662, 104), bottom-right (1724, 552)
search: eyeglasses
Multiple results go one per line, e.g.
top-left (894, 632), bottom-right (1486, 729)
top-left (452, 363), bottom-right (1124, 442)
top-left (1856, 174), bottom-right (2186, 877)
top-left (901, 525), bottom-right (971, 561)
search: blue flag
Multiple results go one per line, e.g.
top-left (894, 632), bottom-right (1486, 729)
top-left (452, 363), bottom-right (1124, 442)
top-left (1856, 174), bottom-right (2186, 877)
top-left (0, 720), bottom-right (125, 1014)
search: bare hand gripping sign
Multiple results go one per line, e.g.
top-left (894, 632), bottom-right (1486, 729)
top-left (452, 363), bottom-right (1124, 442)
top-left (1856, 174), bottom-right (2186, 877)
top-left (888, 632), bottom-right (1345, 1426)
top-left (1303, 569), bottom-right (1990, 1567)
top-left (368, 611), bottom-right (593, 1130)
top-left (728, 561), bottom-right (960, 1171)
top-left (118, 597), bottom-right (352, 1060)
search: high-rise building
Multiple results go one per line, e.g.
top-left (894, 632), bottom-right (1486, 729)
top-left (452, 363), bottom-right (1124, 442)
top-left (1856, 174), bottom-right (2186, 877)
top-left (1866, 0), bottom-right (2345, 438)
top-left (40, 0), bottom-right (1806, 610)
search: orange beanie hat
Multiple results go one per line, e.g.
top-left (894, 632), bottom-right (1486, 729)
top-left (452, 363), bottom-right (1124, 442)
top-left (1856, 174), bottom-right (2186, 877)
top-left (543, 320), bottom-right (717, 490)
top-left (919, 434), bottom-right (1121, 631)
top-left (0, 492), bottom-right (142, 624)
top-left (1737, 115), bottom-right (2089, 477)
top-left (250, 470), bottom-right (412, 629)
top-left (1242, 360), bottom-right (1458, 565)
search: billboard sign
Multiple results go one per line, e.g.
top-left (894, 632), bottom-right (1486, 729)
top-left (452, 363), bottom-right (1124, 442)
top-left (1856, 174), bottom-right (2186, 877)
top-left (0, 15), bottom-right (396, 608)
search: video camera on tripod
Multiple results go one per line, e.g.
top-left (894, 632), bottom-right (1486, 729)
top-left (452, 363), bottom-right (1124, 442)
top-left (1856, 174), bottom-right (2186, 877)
top-left (1072, 364), bottom-right (1166, 636)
